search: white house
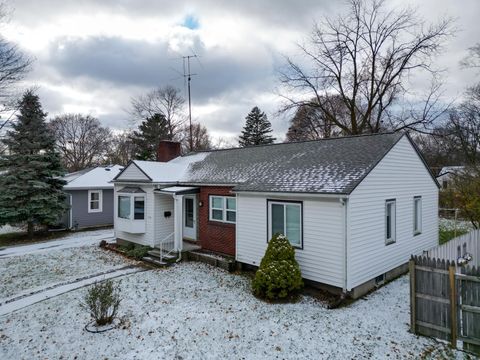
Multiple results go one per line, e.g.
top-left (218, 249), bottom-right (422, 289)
top-left (436, 166), bottom-right (466, 189)
top-left (112, 133), bottom-right (439, 298)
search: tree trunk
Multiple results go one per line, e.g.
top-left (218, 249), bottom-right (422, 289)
top-left (27, 222), bottom-right (34, 239)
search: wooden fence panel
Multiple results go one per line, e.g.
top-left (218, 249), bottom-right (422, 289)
top-left (411, 256), bottom-right (480, 356)
top-left (459, 266), bottom-right (480, 354)
top-left (411, 256), bottom-right (452, 341)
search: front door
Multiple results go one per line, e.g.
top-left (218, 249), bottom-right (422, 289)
top-left (183, 195), bottom-right (197, 240)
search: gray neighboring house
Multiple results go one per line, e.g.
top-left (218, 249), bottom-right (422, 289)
top-left (61, 165), bottom-right (123, 229)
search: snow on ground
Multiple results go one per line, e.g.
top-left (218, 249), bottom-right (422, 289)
top-left (0, 228), bottom-right (114, 258)
top-left (0, 225), bottom-right (23, 235)
top-left (0, 229), bottom-right (121, 301)
top-left (439, 217), bottom-right (474, 233)
top-left (0, 262), bottom-right (463, 359)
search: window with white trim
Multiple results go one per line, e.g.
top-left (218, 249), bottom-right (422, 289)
top-left (268, 201), bottom-right (302, 248)
top-left (209, 196), bottom-right (236, 223)
top-left (414, 196), bottom-right (422, 235)
top-left (88, 190), bottom-right (103, 213)
top-left (385, 199), bottom-right (396, 245)
top-left (118, 195), bottom-right (145, 220)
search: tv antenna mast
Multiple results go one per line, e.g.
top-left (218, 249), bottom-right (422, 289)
top-left (182, 54), bottom-right (198, 152)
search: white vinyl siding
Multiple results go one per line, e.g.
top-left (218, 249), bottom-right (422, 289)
top-left (348, 136), bottom-right (438, 290)
top-left (88, 190), bottom-right (102, 213)
top-left (236, 194), bottom-right (345, 288)
top-left (115, 163), bottom-right (150, 181)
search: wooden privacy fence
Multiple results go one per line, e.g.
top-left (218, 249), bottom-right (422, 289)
top-left (410, 256), bottom-right (480, 355)
top-left (427, 229), bottom-right (480, 267)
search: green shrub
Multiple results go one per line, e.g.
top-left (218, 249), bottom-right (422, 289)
top-left (252, 233), bottom-right (303, 300)
top-left (126, 245), bottom-right (150, 260)
top-left (82, 279), bottom-right (122, 326)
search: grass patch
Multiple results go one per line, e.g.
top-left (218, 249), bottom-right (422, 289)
top-left (439, 228), bottom-right (468, 245)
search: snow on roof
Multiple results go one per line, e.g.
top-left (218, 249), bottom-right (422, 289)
top-left (438, 166), bottom-right (465, 176)
top-left (117, 133), bottom-right (409, 194)
top-left (129, 153), bottom-right (208, 183)
top-left (64, 165), bottom-right (123, 190)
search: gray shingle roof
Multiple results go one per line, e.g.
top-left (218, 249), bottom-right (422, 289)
top-left (182, 132), bottom-right (405, 194)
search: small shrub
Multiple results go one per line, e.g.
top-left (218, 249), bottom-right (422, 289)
top-left (252, 233), bottom-right (303, 300)
top-left (126, 246), bottom-right (150, 259)
top-left (82, 280), bottom-right (122, 326)
top-left (99, 240), bottom-right (107, 248)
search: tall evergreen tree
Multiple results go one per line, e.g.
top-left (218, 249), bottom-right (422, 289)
top-left (0, 90), bottom-right (67, 238)
top-left (130, 113), bottom-right (170, 160)
top-left (238, 106), bottom-right (276, 147)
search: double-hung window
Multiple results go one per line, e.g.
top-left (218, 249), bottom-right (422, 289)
top-left (268, 201), bottom-right (302, 248)
top-left (118, 196), bottom-right (131, 219)
top-left (413, 196), bottom-right (422, 235)
top-left (385, 199), bottom-right (396, 245)
top-left (209, 196), bottom-right (236, 223)
top-left (88, 190), bottom-right (103, 213)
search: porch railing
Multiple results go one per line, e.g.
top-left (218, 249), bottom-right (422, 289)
top-left (157, 232), bottom-right (175, 262)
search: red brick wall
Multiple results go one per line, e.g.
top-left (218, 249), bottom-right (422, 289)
top-left (198, 186), bottom-right (236, 256)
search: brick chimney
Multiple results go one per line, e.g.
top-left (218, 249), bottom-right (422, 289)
top-left (157, 140), bottom-right (181, 162)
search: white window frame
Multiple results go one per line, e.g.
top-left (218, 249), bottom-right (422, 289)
top-left (267, 200), bottom-right (303, 249)
top-left (117, 194), bottom-right (145, 221)
top-left (88, 190), bottom-right (103, 213)
top-left (385, 199), bottom-right (396, 245)
top-left (209, 196), bottom-right (236, 224)
top-left (414, 196), bottom-right (422, 235)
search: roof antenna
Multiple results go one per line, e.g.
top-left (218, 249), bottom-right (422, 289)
top-left (182, 54), bottom-right (198, 152)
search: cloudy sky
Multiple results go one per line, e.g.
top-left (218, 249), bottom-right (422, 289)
top-left (2, 0), bottom-right (479, 143)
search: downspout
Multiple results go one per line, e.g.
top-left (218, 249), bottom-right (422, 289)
top-left (69, 194), bottom-right (73, 230)
top-left (340, 197), bottom-right (348, 297)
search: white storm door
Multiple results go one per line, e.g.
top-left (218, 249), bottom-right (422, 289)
top-left (183, 195), bottom-right (197, 240)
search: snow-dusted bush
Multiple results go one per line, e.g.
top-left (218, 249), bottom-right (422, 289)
top-left (252, 234), bottom-right (303, 300)
top-left (82, 280), bottom-right (122, 326)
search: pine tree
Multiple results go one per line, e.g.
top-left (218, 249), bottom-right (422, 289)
top-left (0, 90), bottom-right (67, 238)
top-left (238, 106), bottom-right (276, 147)
top-left (130, 113), bottom-right (170, 160)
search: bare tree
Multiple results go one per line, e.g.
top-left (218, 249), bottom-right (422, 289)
top-left (279, 0), bottom-right (454, 135)
top-left (178, 122), bottom-right (212, 153)
top-left (49, 114), bottom-right (111, 172)
top-left (447, 85), bottom-right (480, 165)
top-left (0, 4), bottom-right (32, 100)
top-left (104, 131), bottom-right (137, 166)
top-left (130, 85), bottom-right (185, 139)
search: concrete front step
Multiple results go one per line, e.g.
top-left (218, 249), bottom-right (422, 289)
top-left (147, 250), bottom-right (178, 262)
top-left (142, 256), bottom-right (169, 267)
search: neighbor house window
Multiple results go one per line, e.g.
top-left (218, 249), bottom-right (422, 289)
top-left (209, 196), bottom-right (236, 223)
top-left (118, 196), bottom-right (131, 219)
top-left (414, 196), bottom-right (422, 235)
top-left (268, 200), bottom-right (302, 248)
top-left (385, 199), bottom-right (396, 245)
top-left (88, 190), bottom-right (102, 213)
top-left (134, 197), bottom-right (145, 220)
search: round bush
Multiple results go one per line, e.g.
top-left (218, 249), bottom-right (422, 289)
top-left (252, 233), bottom-right (303, 300)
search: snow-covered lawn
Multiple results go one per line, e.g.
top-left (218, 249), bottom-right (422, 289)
top-left (0, 245), bottom-right (133, 300)
top-left (0, 259), bottom-right (462, 359)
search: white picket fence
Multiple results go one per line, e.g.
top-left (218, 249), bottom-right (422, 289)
top-left (426, 229), bottom-right (480, 267)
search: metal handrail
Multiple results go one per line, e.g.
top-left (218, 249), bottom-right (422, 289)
top-left (158, 232), bottom-right (175, 262)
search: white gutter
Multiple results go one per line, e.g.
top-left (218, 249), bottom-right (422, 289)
top-left (340, 197), bottom-right (348, 295)
top-left (234, 191), bottom-right (349, 200)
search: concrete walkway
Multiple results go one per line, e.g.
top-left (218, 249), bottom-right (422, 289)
top-left (0, 265), bottom-right (146, 316)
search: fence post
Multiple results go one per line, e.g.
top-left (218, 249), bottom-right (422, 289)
top-left (449, 264), bottom-right (457, 348)
top-left (409, 258), bottom-right (416, 334)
